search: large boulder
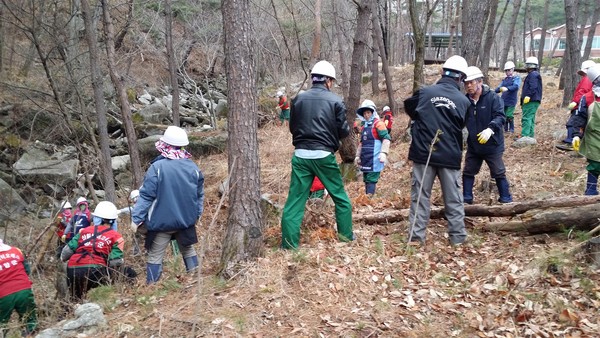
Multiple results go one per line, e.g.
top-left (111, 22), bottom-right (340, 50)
top-left (13, 144), bottom-right (79, 186)
top-left (0, 178), bottom-right (27, 221)
top-left (36, 302), bottom-right (107, 338)
top-left (135, 102), bottom-right (170, 124)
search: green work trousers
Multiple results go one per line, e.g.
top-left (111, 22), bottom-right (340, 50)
top-left (504, 106), bottom-right (515, 119)
top-left (281, 154), bottom-right (353, 249)
top-left (521, 101), bottom-right (540, 137)
top-left (0, 289), bottom-right (37, 333)
top-left (587, 159), bottom-right (600, 176)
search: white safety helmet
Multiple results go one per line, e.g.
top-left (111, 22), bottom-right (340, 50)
top-left (356, 99), bottom-right (377, 117)
top-left (442, 55), bottom-right (468, 79)
top-left (276, 91), bottom-right (284, 97)
top-left (578, 60), bottom-right (596, 76)
top-left (464, 66), bottom-right (484, 82)
top-left (586, 64), bottom-right (600, 84)
top-left (382, 106), bottom-right (391, 112)
top-left (129, 189), bottom-right (140, 201)
top-left (76, 197), bottom-right (87, 205)
top-left (62, 201), bottom-right (72, 209)
top-left (525, 56), bottom-right (539, 68)
top-left (503, 61), bottom-right (516, 70)
top-left (160, 126), bottom-right (189, 147)
top-left (92, 201), bottom-right (118, 220)
top-left (311, 60), bottom-right (336, 80)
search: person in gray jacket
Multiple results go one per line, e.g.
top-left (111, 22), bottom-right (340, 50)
top-left (131, 126), bottom-right (204, 284)
top-left (403, 55), bottom-right (471, 246)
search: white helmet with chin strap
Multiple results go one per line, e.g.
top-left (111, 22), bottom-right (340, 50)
top-left (464, 66), bottom-right (484, 82)
top-left (442, 55), bottom-right (468, 79)
top-left (503, 61), bottom-right (516, 70)
top-left (525, 56), bottom-right (539, 68)
top-left (311, 60), bottom-right (336, 80)
top-left (92, 201), bottom-right (118, 220)
top-left (160, 126), bottom-right (189, 147)
top-left (579, 60), bottom-right (596, 76)
top-left (356, 99), bottom-right (377, 117)
top-left (586, 64), bottom-right (600, 84)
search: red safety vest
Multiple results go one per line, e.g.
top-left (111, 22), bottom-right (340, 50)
top-left (278, 96), bottom-right (290, 110)
top-left (0, 247), bottom-right (32, 298)
top-left (68, 225), bottom-right (123, 268)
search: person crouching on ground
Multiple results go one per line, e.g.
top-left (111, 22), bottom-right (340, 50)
top-left (354, 99), bottom-right (391, 196)
top-left (463, 66), bottom-right (513, 204)
top-left (131, 126), bottom-right (204, 284)
top-left (571, 64), bottom-right (600, 195)
top-left (0, 239), bottom-right (38, 336)
top-left (61, 201), bottom-right (125, 300)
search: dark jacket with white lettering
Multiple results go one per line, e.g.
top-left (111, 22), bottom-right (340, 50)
top-left (404, 77), bottom-right (471, 169)
top-left (465, 85), bottom-right (506, 155)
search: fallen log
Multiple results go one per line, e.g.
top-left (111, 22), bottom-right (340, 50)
top-left (353, 195), bottom-right (600, 224)
top-left (484, 203), bottom-right (600, 233)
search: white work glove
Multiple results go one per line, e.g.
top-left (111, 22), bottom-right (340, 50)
top-left (379, 153), bottom-right (387, 163)
top-left (500, 87), bottom-right (508, 92)
top-left (572, 136), bottom-right (581, 151)
top-left (477, 128), bottom-right (494, 144)
top-left (61, 235), bottom-right (67, 242)
top-left (130, 221), bottom-right (140, 232)
top-left (354, 157), bottom-right (361, 166)
top-left (568, 102), bottom-right (577, 110)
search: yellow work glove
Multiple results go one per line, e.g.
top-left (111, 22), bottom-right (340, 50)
top-left (500, 87), bottom-right (508, 92)
top-left (572, 136), bottom-right (580, 151)
top-left (567, 102), bottom-right (577, 110)
top-left (523, 96), bottom-right (530, 104)
top-left (477, 128), bottom-right (494, 144)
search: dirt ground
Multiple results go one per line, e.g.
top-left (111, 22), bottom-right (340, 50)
top-left (4, 66), bottom-right (600, 337)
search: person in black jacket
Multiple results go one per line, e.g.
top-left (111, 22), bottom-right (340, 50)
top-left (403, 55), bottom-right (471, 246)
top-left (462, 66), bottom-right (513, 204)
top-left (281, 60), bottom-right (353, 249)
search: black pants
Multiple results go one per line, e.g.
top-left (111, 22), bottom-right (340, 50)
top-left (66, 266), bottom-right (110, 300)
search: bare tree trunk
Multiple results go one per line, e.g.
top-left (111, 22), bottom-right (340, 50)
top-left (500, 0), bottom-right (522, 68)
top-left (408, 0), bottom-right (441, 92)
top-left (164, 0), bottom-right (180, 126)
top-left (372, 3), bottom-right (395, 112)
top-left (461, 0), bottom-right (490, 66)
top-left (80, 0), bottom-right (116, 202)
top-left (563, 0), bottom-right (581, 106)
top-left (481, 0), bottom-right (499, 77)
top-left (114, 0), bottom-right (133, 51)
top-left (0, 5), bottom-right (3, 74)
top-left (220, 0), bottom-right (264, 279)
top-left (536, 0), bottom-right (550, 66)
top-left (100, 0), bottom-right (143, 189)
top-left (370, 11), bottom-right (379, 95)
top-left (583, 1), bottom-right (600, 60)
top-left (339, 0), bottom-right (372, 163)
top-left (309, 0), bottom-right (322, 67)
top-left (331, 0), bottom-right (349, 98)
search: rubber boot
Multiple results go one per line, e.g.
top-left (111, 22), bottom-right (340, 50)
top-left (496, 177), bottom-right (513, 203)
top-left (462, 175), bottom-right (475, 204)
top-left (585, 172), bottom-right (599, 195)
top-left (508, 118), bottom-right (515, 133)
top-left (146, 263), bottom-right (162, 284)
top-left (183, 255), bottom-right (199, 273)
top-left (365, 182), bottom-right (376, 195)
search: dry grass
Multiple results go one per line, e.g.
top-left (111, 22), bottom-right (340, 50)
top-left (3, 66), bottom-right (600, 337)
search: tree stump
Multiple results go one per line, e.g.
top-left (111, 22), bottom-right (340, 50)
top-left (586, 237), bottom-right (600, 267)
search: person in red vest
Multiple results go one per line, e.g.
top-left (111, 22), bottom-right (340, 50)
top-left (55, 201), bottom-right (73, 257)
top-left (62, 197), bottom-right (92, 242)
top-left (276, 91), bottom-right (290, 126)
top-left (61, 201), bottom-right (125, 300)
top-left (0, 239), bottom-right (38, 335)
top-left (381, 105), bottom-right (394, 134)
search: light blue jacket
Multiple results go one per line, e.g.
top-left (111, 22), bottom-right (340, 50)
top-left (132, 155), bottom-right (204, 232)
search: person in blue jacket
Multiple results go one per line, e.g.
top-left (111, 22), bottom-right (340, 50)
top-left (494, 61), bottom-right (521, 133)
top-left (463, 66), bottom-right (513, 204)
top-left (520, 56), bottom-right (543, 138)
top-left (131, 126), bottom-right (204, 284)
top-left (403, 55), bottom-right (471, 246)
top-left (354, 99), bottom-right (391, 196)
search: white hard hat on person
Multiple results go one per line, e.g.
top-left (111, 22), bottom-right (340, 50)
top-left (0, 238), bottom-right (10, 251)
top-left (92, 201), bottom-right (119, 220)
top-left (129, 190), bottom-right (140, 201)
top-left (160, 126), bottom-right (189, 147)
top-left (464, 66), bottom-right (484, 82)
top-left (76, 197), bottom-right (87, 205)
top-left (578, 60), bottom-right (596, 76)
top-left (62, 201), bottom-right (72, 209)
top-left (356, 99), bottom-right (377, 117)
top-left (442, 55), bottom-right (468, 78)
top-left (525, 56), bottom-right (539, 68)
top-left (276, 91), bottom-right (284, 97)
top-left (503, 61), bottom-right (516, 70)
top-left (383, 106), bottom-right (391, 112)
top-left (311, 60), bottom-right (336, 80)
top-left (586, 64), bottom-right (600, 83)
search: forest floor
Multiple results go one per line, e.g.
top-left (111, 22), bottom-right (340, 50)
top-left (4, 66), bottom-right (600, 337)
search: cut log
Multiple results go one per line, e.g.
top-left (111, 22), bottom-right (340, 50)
top-left (484, 204), bottom-right (600, 234)
top-left (353, 195), bottom-right (600, 224)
